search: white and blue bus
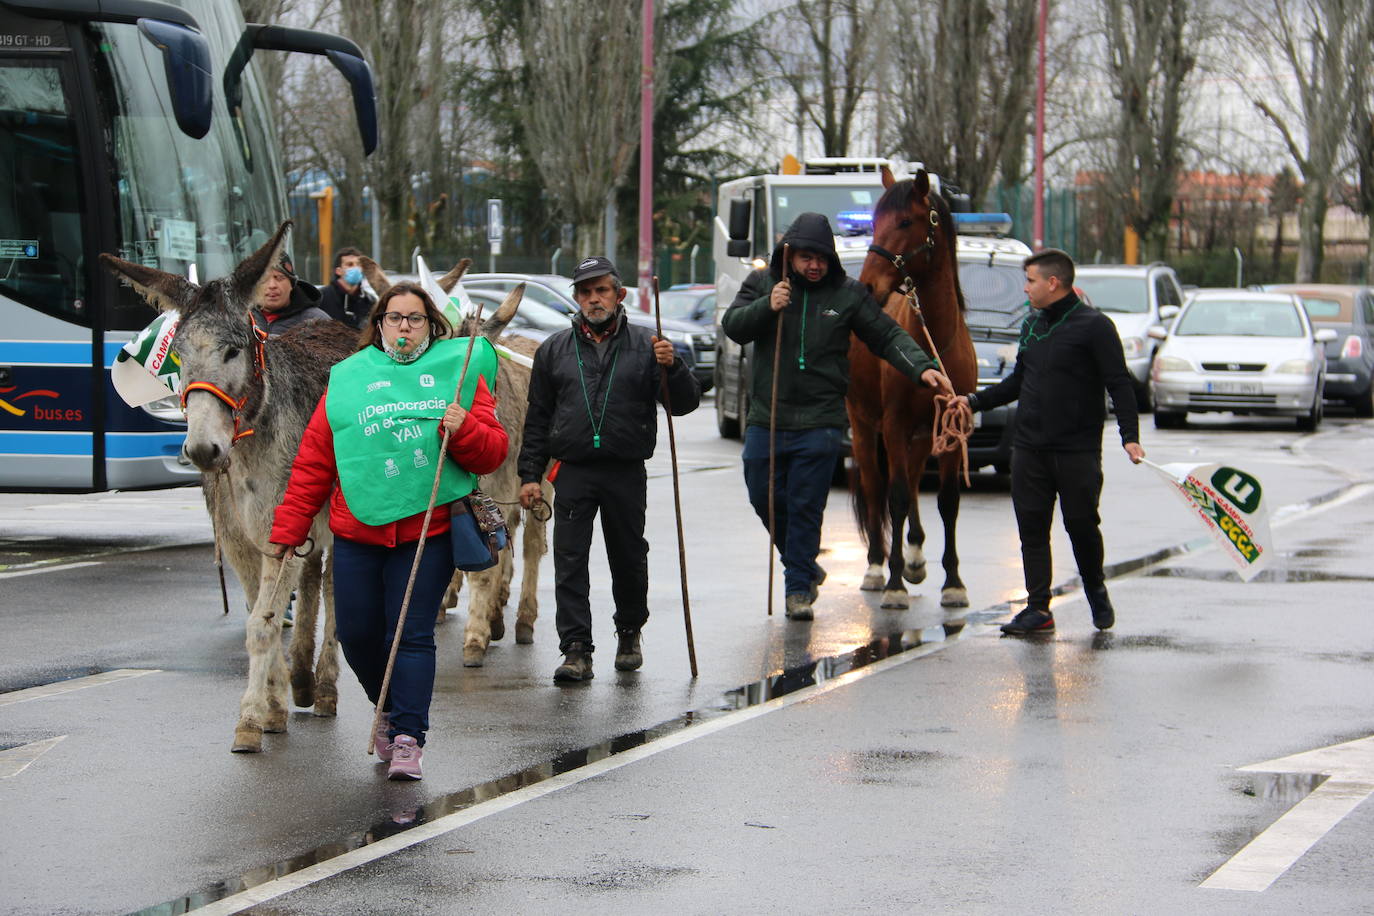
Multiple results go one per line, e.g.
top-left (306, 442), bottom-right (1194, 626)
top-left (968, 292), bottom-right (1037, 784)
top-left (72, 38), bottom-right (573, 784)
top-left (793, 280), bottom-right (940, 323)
top-left (0, 0), bottom-right (375, 491)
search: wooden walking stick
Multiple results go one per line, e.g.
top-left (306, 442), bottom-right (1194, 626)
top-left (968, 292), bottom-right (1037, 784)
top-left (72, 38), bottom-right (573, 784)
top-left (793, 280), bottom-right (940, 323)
top-left (767, 243), bottom-right (789, 616)
top-left (367, 303), bottom-right (484, 755)
top-left (653, 276), bottom-right (698, 678)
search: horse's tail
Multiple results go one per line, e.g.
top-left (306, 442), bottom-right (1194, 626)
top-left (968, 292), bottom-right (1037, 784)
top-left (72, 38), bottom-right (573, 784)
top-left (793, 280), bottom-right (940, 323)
top-left (849, 431), bottom-right (891, 551)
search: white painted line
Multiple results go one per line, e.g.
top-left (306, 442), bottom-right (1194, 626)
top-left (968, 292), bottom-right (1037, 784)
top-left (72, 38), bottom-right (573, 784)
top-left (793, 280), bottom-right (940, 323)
top-left (0, 560), bottom-right (103, 580)
top-left (0, 668), bottom-right (160, 707)
top-left (193, 633), bottom-right (967, 916)
top-left (0, 735), bottom-right (66, 778)
top-left (1201, 779), bottom-right (1374, 891)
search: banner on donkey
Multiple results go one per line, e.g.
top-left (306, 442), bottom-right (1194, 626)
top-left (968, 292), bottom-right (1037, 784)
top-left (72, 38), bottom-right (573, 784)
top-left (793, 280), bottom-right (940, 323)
top-left (112, 311), bottom-right (182, 407)
top-left (1144, 460), bottom-right (1272, 582)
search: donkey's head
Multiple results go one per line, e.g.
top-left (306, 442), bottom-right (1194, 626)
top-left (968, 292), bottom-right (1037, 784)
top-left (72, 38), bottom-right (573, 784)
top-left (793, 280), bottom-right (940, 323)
top-left (101, 222), bottom-right (293, 471)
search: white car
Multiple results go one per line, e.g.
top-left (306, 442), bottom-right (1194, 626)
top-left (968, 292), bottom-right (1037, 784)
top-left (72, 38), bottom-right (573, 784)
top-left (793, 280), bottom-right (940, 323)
top-left (1148, 290), bottom-right (1337, 430)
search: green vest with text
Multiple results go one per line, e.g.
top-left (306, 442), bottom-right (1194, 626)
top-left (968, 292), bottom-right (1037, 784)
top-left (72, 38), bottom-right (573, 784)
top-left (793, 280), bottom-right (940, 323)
top-left (325, 337), bottom-right (498, 525)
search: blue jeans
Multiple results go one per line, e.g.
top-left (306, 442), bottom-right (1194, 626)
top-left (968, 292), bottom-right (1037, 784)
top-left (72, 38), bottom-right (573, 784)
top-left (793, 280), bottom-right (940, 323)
top-left (742, 425), bottom-right (842, 597)
top-left (332, 533), bottom-right (454, 746)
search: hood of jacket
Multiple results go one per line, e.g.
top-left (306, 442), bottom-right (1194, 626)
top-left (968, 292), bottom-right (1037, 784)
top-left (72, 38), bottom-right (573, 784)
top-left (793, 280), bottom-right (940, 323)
top-left (769, 211), bottom-right (844, 284)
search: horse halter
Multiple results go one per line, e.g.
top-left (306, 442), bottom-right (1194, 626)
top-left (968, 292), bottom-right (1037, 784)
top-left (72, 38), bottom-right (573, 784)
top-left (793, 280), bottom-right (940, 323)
top-left (868, 206), bottom-right (941, 298)
top-left (179, 321), bottom-right (268, 444)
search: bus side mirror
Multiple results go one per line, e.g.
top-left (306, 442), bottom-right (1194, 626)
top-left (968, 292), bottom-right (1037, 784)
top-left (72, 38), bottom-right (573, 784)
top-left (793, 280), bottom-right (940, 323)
top-left (137, 20), bottom-right (213, 139)
top-left (224, 25), bottom-right (379, 155)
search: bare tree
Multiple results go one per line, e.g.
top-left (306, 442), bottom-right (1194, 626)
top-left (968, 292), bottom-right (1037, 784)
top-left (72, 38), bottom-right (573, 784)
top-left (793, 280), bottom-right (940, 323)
top-left (1085, 0), bottom-right (1198, 262)
top-left (1350, 23), bottom-right (1374, 281)
top-left (880, 0), bottom-right (1037, 203)
top-left (520, 0), bottom-right (642, 257)
top-left (767, 0), bottom-right (877, 157)
top-left (1247, 0), bottom-right (1372, 281)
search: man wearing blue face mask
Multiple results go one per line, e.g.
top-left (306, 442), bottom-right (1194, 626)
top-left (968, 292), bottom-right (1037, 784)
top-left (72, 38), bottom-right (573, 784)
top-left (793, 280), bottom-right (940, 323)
top-left (320, 246), bottom-right (375, 329)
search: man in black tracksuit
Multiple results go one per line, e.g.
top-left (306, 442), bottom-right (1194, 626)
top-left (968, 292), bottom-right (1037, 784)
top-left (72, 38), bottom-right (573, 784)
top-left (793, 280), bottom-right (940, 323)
top-left (518, 256), bottom-right (700, 682)
top-left (960, 248), bottom-right (1145, 635)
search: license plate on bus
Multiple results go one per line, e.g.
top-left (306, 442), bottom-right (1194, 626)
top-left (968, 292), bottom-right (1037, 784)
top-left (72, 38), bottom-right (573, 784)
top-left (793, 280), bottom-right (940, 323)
top-left (1206, 381), bottom-right (1260, 395)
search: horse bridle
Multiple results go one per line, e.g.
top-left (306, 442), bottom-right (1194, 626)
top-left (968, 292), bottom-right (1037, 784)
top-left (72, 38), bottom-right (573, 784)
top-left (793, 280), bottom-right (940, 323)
top-left (868, 206), bottom-right (941, 299)
top-left (179, 320), bottom-right (268, 445)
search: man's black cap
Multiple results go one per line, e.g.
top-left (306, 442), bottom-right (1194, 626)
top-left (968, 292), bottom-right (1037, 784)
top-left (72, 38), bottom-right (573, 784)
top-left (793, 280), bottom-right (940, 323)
top-left (571, 256), bottom-right (619, 284)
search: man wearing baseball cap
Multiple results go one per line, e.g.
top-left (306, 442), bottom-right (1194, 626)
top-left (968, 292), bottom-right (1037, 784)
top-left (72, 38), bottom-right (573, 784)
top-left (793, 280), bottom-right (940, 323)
top-left (517, 256), bottom-right (701, 682)
top-left (252, 254), bottom-right (331, 336)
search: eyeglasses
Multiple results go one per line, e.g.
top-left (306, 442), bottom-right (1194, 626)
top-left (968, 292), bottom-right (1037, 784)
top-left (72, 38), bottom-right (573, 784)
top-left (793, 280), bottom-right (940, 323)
top-left (381, 312), bottom-right (429, 329)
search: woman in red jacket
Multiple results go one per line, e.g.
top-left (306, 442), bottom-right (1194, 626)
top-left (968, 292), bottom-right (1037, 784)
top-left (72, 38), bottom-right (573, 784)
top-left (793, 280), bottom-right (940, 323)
top-left (271, 282), bottom-right (507, 780)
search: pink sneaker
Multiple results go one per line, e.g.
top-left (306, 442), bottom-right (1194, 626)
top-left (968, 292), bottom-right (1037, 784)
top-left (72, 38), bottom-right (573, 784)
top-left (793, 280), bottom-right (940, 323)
top-left (386, 735), bottom-right (423, 780)
top-left (374, 711), bottom-right (392, 762)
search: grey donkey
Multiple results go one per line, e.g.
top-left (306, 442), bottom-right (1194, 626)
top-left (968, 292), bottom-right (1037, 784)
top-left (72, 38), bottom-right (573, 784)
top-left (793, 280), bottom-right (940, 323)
top-left (362, 256), bottom-right (549, 667)
top-left (101, 223), bottom-right (356, 753)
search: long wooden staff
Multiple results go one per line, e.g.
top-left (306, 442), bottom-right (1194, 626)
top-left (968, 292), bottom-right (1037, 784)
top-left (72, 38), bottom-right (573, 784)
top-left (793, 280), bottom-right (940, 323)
top-left (367, 303), bottom-right (484, 755)
top-left (653, 276), bottom-right (698, 678)
top-left (767, 243), bottom-right (789, 616)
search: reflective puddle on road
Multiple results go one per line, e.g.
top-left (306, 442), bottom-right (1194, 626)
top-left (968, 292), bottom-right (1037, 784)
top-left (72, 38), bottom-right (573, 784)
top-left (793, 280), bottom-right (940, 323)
top-left (134, 623), bottom-right (967, 915)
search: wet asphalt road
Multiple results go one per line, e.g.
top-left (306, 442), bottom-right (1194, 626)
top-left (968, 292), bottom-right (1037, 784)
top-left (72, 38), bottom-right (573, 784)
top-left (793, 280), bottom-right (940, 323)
top-left (2, 400), bottom-right (1373, 914)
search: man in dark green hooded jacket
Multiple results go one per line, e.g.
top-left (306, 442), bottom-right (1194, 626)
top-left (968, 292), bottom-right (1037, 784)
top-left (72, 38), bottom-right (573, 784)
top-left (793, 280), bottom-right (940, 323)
top-left (721, 212), bottom-right (952, 620)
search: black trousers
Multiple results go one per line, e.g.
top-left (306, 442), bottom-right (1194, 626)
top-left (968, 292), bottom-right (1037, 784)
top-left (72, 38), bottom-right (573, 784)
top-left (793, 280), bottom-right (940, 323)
top-left (1010, 447), bottom-right (1105, 611)
top-left (551, 459), bottom-right (649, 654)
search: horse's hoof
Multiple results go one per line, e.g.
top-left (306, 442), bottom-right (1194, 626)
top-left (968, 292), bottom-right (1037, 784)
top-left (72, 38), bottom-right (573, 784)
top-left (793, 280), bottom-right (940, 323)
top-left (941, 587), bottom-right (969, 608)
top-left (264, 711), bottom-right (288, 733)
top-left (231, 726), bottom-right (263, 753)
top-left (515, 622), bottom-right (535, 645)
top-left (312, 695), bottom-right (338, 717)
top-left (902, 563), bottom-right (927, 585)
top-left (880, 590), bottom-right (909, 610)
top-left (490, 616), bottom-right (506, 642)
top-left (436, 606), bottom-right (449, 624)
top-left (462, 646), bottom-right (486, 668)
top-left (291, 673), bottom-right (315, 708)
top-left (861, 573), bottom-right (885, 591)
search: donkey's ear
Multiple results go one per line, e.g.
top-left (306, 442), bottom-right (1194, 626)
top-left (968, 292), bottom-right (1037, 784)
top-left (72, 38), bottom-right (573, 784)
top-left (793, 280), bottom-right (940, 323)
top-left (913, 168), bottom-right (931, 199)
top-left (99, 254), bottom-right (196, 313)
top-left (881, 165), bottom-right (896, 190)
top-left (231, 220), bottom-right (293, 305)
top-left (479, 283), bottom-right (524, 340)
top-left (359, 254), bottom-right (390, 295)
top-left (436, 258), bottom-right (472, 294)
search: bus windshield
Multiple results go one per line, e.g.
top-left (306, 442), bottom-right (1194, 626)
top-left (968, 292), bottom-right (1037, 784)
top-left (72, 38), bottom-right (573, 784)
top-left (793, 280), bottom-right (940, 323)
top-left (94, 16), bottom-right (282, 331)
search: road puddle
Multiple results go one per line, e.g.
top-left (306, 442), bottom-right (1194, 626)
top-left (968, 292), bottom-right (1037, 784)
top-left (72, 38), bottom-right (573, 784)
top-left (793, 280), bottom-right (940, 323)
top-left (134, 624), bottom-right (965, 914)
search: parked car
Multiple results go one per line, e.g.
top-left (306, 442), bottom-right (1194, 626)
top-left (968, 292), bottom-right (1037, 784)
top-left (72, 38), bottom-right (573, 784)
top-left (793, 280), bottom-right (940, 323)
top-left (462, 273), bottom-right (715, 391)
top-left (462, 288), bottom-right (567, 345)
top-left (714, 233), bottom-right (1028, 475)
top-left (1074, 263), bottom-right (1187, 410)
top-left (659, 286), bottom-right (716, 327)
top-left (1148, 289), bottom-right (1336, 430)
top-left (1261, 284), bottom-right (1374, 417)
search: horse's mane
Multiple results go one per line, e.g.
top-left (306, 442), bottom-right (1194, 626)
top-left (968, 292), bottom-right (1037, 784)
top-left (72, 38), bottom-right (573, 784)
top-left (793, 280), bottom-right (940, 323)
top-left (873, 179), bottom-right (966, 313)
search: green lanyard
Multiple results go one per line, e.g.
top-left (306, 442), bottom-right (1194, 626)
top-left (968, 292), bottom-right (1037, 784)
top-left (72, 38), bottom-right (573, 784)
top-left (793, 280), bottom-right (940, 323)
top-left (1019, 301), bottom-right (1080, 351)
top-left (574, 336), bottom-right (621, 449)
top-left (798, 289), bottom-right (809, 371)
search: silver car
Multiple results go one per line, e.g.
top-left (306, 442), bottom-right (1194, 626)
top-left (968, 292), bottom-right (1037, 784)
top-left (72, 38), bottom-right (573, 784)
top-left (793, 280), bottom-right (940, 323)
top-left (1148, 290), bottom-right (1337, 430)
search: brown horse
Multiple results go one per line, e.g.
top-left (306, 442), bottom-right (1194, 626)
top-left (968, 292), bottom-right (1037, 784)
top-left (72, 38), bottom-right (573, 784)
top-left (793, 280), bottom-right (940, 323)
top-left (847, 167), bottom-right (975, 610)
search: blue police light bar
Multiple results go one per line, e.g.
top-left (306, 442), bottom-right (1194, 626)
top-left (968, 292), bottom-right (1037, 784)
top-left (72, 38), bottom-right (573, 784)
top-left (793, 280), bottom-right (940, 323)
top-left (836, 209), bottom-right (873, 236)
top-left (952, 212), bottom-right (1013, 236)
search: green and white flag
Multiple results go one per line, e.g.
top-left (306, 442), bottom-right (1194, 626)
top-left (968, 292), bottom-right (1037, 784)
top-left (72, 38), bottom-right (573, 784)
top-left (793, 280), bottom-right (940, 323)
top-left (1145, 460), bottom-right (1272, 581)
top-left (112, 311), bottom-right (182, 407)
top-left (415, 252), bottom-right (473, 328)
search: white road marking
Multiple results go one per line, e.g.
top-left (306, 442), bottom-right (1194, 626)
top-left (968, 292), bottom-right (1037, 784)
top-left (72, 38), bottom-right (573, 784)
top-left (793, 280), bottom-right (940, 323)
top-left (0, 668), bottom-right (160, 707)
top-left (1202, 734), bottom-right (1374, 892)
top-left (0, 560), bottom-right (103, 580)
top-left (192, 629), bottom-right (976, 915)
top-left (0, 736), bottom-right (66, 778)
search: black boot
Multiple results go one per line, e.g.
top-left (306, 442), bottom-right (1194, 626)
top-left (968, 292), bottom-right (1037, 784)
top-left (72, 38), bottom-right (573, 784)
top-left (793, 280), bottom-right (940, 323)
top-left (614, 630), bottom-right (643, 671)
top-left (554, 642), bottom-right (594, 682)
top-left (1085, 584), bottom-right (1115, 630)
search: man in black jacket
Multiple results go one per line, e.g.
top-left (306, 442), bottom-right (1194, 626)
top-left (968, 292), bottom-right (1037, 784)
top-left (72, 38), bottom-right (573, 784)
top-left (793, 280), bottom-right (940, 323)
top-left (721, 212), bottom-right (951, 621)
top-left (958, 248), bottom-right (1145, 635)
top-left (318, 246), bottom-right (374, 328)
top-left (518, 256), bottom-right (700, 682)
top-left (251, 255), bottom-right (331, 337)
